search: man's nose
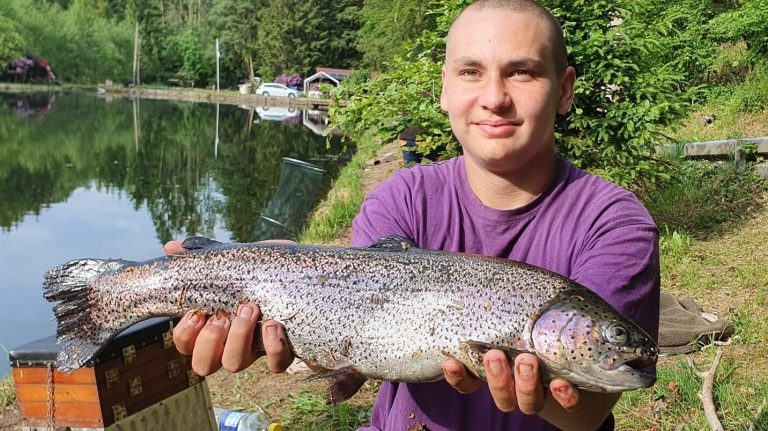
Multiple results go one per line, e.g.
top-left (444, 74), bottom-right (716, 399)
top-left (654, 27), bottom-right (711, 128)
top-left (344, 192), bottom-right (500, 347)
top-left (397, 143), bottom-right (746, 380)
top-left (479, 76), bottom-right (512, 112)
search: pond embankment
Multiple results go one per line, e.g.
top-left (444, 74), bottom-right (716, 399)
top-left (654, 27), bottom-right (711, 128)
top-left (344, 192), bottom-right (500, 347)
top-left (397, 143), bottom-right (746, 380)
top-left (0, 82), bottom-right (332, 110)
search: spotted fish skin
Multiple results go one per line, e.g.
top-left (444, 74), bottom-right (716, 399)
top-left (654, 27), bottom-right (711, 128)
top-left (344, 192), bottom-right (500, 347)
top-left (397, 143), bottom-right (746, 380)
top-left (43, 238), bottom-right (657, 394)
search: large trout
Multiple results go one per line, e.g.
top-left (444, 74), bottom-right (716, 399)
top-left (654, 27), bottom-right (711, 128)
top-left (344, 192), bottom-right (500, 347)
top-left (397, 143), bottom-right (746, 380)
top-left (43, 236), bottom-right (657, 401)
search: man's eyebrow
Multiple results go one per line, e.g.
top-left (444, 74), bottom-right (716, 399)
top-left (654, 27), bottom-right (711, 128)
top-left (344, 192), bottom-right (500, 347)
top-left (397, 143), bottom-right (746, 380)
top-left (450, 56), bottom-right (545, 70)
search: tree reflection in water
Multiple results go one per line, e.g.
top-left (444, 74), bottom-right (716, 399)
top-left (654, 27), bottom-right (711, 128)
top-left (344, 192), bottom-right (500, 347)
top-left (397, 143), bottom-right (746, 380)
top-left (0, 91), bottom-right (354, 243)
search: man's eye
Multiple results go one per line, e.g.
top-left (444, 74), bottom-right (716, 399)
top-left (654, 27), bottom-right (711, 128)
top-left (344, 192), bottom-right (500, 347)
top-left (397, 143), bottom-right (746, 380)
top-left (459, 70), bottom-right (480, 77)
top-left (511, 70), bottom-right (532, 77)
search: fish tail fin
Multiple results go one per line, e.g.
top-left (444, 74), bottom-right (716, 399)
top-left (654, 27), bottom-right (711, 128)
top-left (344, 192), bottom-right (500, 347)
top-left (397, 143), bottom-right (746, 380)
top-left (43, 258), bottom-right (131, 372)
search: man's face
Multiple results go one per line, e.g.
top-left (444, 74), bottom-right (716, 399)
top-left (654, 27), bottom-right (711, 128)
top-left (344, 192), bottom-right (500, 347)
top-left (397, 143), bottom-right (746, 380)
top-left (441, 8), bottom-right (574, 175)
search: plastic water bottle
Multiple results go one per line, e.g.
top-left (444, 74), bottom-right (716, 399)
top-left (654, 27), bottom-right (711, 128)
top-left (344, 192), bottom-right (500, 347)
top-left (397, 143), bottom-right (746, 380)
top-left (213, 406), bottom-right (284, 431)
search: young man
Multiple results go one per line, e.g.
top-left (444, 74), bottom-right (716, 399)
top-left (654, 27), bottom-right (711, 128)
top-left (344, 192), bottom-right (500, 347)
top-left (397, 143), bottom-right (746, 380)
top-left (169, 1), bottom-right (660, 429)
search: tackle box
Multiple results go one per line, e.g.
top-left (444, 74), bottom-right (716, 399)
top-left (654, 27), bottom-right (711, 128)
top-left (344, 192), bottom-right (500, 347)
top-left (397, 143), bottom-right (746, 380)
top-left (8, 318), bottom-right (217, 430)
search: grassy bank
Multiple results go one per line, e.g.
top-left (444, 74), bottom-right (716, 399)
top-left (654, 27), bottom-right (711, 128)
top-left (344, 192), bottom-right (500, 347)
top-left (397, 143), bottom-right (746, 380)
top-left (298, 133), bottom-right (390, 245)
top-left (615, 162), bottom-right (768, 430)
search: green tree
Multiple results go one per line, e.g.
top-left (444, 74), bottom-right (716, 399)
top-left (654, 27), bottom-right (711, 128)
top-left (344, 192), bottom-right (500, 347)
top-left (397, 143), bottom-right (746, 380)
top-left (0, 12), bottom-right (24, 60)
top-left (255, 0), bottom-right (305, 79)
top-left (355, 0), bottom-right (438, 70)
top-left (207, 0), bottom-right (261, 86)
top-left (166, 27), bottom-right (214, 85)
top-left (323, 0), bottom-right (363, 69)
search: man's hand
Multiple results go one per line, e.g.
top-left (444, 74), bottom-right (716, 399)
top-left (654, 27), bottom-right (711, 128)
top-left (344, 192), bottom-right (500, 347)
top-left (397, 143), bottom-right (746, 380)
top-left (165, 240), bottom-right (295, 376)
top-left (443, 350), bottom-right (581, 414)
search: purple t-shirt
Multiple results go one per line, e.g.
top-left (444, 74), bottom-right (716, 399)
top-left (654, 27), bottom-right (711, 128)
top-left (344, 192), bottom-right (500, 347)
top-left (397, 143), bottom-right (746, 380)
top-left (352, 155), bottom-right (660, 431)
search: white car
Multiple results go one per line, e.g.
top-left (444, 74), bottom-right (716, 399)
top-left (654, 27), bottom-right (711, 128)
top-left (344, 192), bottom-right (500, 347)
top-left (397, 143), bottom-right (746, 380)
top-left (255, 83), bottom-right (301, 99)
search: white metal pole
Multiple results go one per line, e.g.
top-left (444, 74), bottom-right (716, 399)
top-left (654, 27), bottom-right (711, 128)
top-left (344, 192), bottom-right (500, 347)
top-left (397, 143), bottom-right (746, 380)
top-left (215, 38), bottom-right (220, 93)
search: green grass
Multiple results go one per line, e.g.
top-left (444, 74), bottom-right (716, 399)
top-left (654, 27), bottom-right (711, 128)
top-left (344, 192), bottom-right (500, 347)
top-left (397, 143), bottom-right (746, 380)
top-left (668, 63), bottom-right (768, 144)
top-left (616, 354), bottom-right (768, 430)
top-left (280, 391), bottom-right (371, 431)
top-left (614, 140), bottom-right (768, 430)
top-left (643, 161), bottom-right (767, 239)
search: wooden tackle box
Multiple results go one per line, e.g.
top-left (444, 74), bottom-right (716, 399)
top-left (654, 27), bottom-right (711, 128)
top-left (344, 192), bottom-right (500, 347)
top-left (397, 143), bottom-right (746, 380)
top-left (8, 318), bottom-right (217, 430)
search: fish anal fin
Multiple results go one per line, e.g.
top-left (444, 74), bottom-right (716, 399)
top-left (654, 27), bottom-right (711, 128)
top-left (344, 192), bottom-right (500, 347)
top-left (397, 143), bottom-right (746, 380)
top-left (328, 371), bottom-right (367, 405)
top-left (305, 366), bottom-right (368, 405)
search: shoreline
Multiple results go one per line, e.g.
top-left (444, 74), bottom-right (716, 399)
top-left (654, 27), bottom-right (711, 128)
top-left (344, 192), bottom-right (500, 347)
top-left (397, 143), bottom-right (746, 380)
top-left (0, 83), bottom-right (332, 110)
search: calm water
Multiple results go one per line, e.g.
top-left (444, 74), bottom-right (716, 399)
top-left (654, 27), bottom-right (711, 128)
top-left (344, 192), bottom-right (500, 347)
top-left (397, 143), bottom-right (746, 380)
top-left (0, 91), bottom-right (354, 377)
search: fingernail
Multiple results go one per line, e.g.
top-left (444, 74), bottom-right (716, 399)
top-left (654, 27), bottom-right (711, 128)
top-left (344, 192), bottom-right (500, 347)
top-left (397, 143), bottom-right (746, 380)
top-left (186, 311), bottom-right (199, 325)
top-left (489, 360), bottom-right (503, 376)
top-left (238, 305), bottom-right (253, 318)
top-left (211, 314), bottom-right (227, 326)
top-left (519, 363), bottom-right (533, 379)
top-left (265, 323), bottom-right (278, 337)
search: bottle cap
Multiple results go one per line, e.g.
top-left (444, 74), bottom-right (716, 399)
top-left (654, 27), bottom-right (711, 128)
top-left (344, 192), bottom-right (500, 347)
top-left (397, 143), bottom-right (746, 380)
top-left (268, 424), bottom-right (284, 431)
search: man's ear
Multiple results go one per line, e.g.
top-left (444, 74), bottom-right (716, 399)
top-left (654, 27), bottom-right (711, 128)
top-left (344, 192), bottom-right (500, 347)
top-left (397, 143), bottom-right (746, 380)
top-left (440, 66), bottom-right (448, 112)
top-left (557, 66), bottom-right (576, 115)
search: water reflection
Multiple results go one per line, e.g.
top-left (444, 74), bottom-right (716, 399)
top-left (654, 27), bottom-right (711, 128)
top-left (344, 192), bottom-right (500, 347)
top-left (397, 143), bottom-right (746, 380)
top-left (5, 92), bottom-right (56, 118)
top-left (255, 105), bottom-right (301, 123)
top-left (0, 91), bottom-right (352, 242)
top-left (0, 91), bottom-right (354, 376)
top-left (257, 157), bottom-right (328, 238)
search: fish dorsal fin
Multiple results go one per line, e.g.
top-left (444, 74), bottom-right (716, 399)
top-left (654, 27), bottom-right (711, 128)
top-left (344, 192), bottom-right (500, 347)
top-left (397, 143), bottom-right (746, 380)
top-left (181, 236), bottom-right (224, 250)
top-left (366, 236), bottom-right (418, 252)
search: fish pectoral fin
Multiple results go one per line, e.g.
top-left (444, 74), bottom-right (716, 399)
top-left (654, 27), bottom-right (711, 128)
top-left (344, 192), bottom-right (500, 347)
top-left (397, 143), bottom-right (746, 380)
top-left (460, 340), bottom-right (529, 378)
top-left (306, 366), bottom-right (368, 405)
top-left (364, 236), bottom-right (418, 252)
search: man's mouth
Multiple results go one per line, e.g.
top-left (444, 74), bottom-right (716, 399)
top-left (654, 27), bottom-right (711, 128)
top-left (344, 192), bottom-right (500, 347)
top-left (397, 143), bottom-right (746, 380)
top-left (474, 120), bottom-right (522, 138)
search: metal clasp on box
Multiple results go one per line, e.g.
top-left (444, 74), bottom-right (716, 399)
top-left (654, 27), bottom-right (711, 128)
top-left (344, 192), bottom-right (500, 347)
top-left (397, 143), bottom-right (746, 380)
top-left (129, 376), bottom-right (142, 397)
top-left (105, 367), bottom-right (120, 389)
top-left (187, 370), bottom-right (200, 386)
top-left (112, 403), bottom-right (127, 422)
top-left (122, 345), bottom-right (136, 365)
top-left (163, 329), bottom-right (174, 349)
top-left (167, 359), bottom-right (181, 379)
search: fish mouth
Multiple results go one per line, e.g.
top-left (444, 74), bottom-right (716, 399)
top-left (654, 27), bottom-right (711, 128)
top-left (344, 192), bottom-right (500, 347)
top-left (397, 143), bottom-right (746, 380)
top-left (616, 358), bottom-right (657, 387)
top-left (600, 354), bottom-right (657, 389)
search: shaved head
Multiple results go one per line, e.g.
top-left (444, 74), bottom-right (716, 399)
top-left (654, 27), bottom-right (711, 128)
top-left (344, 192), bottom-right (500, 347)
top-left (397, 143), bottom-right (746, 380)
top-left (447, 0), bottom-right (568, 77)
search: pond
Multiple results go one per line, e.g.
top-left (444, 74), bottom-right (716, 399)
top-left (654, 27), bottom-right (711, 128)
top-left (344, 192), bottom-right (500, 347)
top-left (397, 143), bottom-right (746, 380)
top-left (0, 91), bottom-right (354, 378)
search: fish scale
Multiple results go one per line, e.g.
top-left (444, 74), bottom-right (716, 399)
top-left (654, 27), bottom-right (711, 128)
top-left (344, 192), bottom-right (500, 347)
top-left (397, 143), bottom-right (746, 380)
top-left (43, 237), bottom-right (658, 400)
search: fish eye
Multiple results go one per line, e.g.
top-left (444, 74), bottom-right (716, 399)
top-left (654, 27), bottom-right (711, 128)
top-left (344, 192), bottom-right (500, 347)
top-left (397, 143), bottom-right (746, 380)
top-left (604, 323), bottom-right (629, 345)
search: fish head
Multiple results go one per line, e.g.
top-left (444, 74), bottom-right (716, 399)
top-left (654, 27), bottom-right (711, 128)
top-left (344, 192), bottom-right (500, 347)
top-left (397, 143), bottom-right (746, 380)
top-left (530, 295), bottom-right (658, 392)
